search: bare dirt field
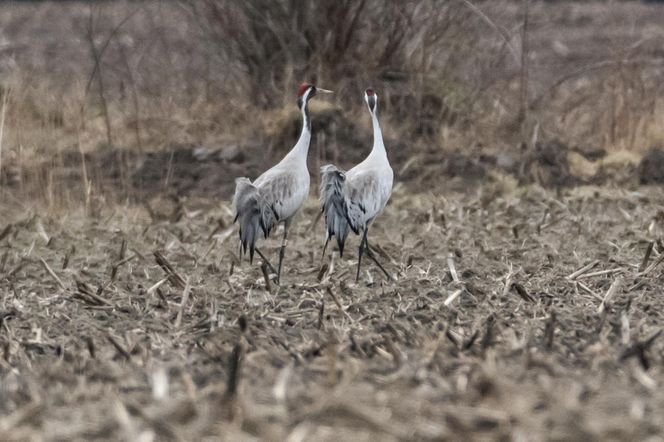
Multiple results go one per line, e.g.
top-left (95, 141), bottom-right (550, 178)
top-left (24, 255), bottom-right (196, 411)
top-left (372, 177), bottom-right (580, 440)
top-left (0, 184), bottom-right (663, 441)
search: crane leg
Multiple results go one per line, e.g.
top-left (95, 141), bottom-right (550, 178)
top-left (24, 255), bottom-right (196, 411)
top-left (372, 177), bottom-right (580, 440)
top-left (363, 232), bottom-right (393, 281)
top-left (355, 229), bottom-right (368, 282)
top-left (255, 248), bottom-right (277, 276)
top-left (321, 237), bottom-right (330, 264)
top-left (276, 220), bottom-right (290, 285)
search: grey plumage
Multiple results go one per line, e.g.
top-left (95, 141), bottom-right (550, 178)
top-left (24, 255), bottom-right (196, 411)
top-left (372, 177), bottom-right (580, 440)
top-left (232, 178), bottom-right (277, 263)
top-left (320, 165), bottom-right (351, 256)
top-left (319, 88), bottom-right (393, 281)
top-left (231, 83), bottom-right (332, 281)
top-left (233, 169), bottom-right (307, 264)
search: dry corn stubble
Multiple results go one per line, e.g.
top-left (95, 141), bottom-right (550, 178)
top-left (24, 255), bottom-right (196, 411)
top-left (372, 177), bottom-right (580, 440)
top-left (0, 184), bottom-right (662, 439)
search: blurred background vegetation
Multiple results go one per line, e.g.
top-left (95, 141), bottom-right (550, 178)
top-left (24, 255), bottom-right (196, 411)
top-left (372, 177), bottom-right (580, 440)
top-left (0, 0), bottom-right (664, 211)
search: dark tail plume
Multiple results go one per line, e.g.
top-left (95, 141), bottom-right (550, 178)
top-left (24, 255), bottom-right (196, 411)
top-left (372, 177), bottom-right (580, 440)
top-left (320, 164), bottom-right (350, 257)
top-left (232, 178), bottom-right (265, 263)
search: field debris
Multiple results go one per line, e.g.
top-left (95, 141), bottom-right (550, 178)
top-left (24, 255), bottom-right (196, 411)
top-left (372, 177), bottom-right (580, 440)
top-left (0, 186), bottom-right (662, 440)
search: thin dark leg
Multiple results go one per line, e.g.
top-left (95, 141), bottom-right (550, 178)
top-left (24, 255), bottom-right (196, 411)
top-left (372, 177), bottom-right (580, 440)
top-left (276, 221), bottom-right (290, 285)
top-left (355, 229), bottom-right (368, 282)
top-left (364, 237), bottom-right (392, 280)
top-left (255, 248), bottom-right (277, 276)
top-left (321, 237), bottom-right (330, 264)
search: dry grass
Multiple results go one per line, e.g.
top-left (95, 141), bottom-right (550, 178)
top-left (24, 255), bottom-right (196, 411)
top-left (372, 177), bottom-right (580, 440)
top-left (0, 185), bottom-right (664, 440)
top-left (2, 1), bottom-right (664, 205)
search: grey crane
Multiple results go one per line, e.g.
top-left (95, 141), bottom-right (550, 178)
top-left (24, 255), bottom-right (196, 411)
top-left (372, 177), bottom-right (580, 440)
top-left (233, 83), bottom-right (332, 283)
top-left (320, 88), bottom-right (394, 282)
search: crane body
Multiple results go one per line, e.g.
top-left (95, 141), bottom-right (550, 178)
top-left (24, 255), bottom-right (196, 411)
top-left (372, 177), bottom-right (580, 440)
top-left (320, 89), bottom-right (393, 281)
top-left (233, 83), bottom-right (331, 283)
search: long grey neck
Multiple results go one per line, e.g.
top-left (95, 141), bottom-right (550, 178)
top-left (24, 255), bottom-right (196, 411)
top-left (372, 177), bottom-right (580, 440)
top-left (285, 96), bottom-right (311, 162)
top-left (369, 109), bottom-right (387, 160)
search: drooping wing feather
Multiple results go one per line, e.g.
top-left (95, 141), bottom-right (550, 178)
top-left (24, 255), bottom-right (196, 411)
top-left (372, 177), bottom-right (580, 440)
top-left (255, 169), bottom-right (304, 235)
top-left (320, 164), bottom-right (351, 256)
top-left (234, 166), bottom-right (309, 263)
top-left (232, 177), bottom-right (264, 263)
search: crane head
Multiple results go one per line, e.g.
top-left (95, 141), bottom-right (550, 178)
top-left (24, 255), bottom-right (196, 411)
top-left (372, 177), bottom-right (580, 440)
top-left (297, 83), bottom-right (333, 109)
top-left (297, 83), bottom-right (314, 99)
top-left (364, 88), bottom-right (377, 114)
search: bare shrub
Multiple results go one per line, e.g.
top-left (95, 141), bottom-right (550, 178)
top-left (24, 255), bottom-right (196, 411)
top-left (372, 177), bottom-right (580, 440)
top-left (186, 1), bottom-right (404, 105)
top-left (182, 1), bottom-right (493, 115)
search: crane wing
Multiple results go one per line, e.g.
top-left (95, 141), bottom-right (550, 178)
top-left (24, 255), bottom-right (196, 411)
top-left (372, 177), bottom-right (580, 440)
top-left (255, 171), bottom-right (301, 235)
top-left (233, 172), bottom-right (296, 262)
top-left (320, 164), bottom-right (352, 256)
top-left (344, 171), bottom-right (392, 232)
